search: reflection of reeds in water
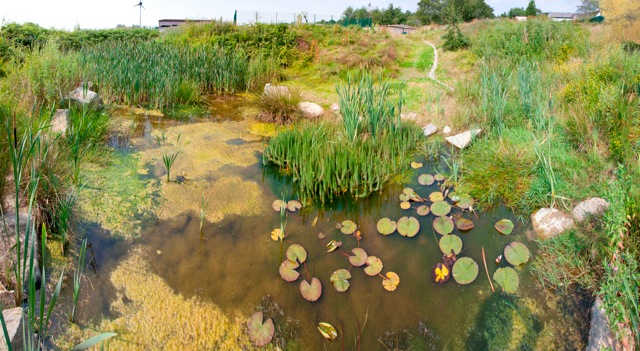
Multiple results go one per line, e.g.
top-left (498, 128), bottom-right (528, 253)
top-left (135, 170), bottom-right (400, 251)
top-left (72, 238), bottom-right (87, 322)
top-left (162, 150), bottom-right (182, 183)
top-left (199, 191), bottom-right (208, 233)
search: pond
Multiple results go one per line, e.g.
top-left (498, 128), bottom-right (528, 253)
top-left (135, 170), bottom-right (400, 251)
top-left (66, 100), bottom-right (590, 350)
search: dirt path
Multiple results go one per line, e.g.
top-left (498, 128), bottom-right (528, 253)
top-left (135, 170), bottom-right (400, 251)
top-left (423, 40), bottom-right (454, 92)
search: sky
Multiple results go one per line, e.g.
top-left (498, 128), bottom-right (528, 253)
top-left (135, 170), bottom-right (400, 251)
top-left (0, 0), bottom-right (582, 30)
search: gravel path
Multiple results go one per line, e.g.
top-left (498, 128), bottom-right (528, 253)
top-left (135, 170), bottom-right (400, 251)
top-left (423, 40), bottom-right (454, 92)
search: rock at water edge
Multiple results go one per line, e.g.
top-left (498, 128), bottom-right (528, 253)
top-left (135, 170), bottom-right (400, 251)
top-left (445, 129), bottom-right (481, 149)
top-left (572, 198), bottom-right (610, 222)
top-left (298, 102), bottom-right (324, 119)
top-left (423, 123), bottom-right (438, 137)
top-left (0, 307), bottom-right (24, 351)
top-left (531, 208), bottom-right (575, 240)
top-left (66, 86), bottom-right (100, 105)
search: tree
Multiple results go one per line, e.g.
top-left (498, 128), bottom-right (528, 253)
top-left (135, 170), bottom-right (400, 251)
top-left (577, 0), bottom-right (599, 14)
top-left (441, 2), bottom-right (470, 51)
top-left (525, 1), bottom-right (539, 16)
top-left (452, 0), bottom-right (495, 22)
top-left (502, 7), bottom-right (527, 18)
top-left (416, 0), bottom-right (446, 25)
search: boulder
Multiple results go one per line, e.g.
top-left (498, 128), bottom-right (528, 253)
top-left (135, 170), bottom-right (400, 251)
top-left (298, 102), bottom-right (324, 119)
top-left (443, 126), bottom-right (451, 134)
top-left (445, 129), bottom-right (482, 149)
top-left (531, 208), bottom-right (575, 240)
top-left (51, 109), bottom-right (69, 135)
top-left (586, 297), bottom-right (618, 351)
top-left (422, 123), bottom-right (438, 137)
top-left (330, 103), bottom-right (340, 113)
top-left (263, 83), bottom-right (290, 97)
top-left (66, 86), bottom-right (100, 105)
top-left (572, 198), bottom-right (610, 222)
top-left (0, 307), bottom-right (24, 351)
top-left (0, 211), bottom-right (41, 291)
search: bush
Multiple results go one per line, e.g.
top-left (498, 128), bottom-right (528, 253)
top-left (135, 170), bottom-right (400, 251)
top-left (257, 87), bottom-right (302, 124)
top-left (442, 25), bottom-right (470, 51)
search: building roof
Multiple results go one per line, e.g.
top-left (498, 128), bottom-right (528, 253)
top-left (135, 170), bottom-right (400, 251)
top-left (384, 24), bottom-right (415, 29)
top-left (548, 12), bottom-right (575, 18)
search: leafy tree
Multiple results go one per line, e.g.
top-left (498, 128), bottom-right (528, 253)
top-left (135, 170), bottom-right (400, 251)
top-left (441, 2), bottom-right (470, 51)
top-left (525, 1), bottom-right (540, 16)
top-left (452, 0), bottom-right (495, 22)
top-left (577, 0), bottom-right (599, 14)
top-left (416, 0), bottom-right (446, 24)
top-left (501, 7), bottom-right (527, 18)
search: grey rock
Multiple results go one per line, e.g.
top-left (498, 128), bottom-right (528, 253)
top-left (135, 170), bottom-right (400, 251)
top-left (51, 109), bottom-right (69, 135)
top-left (298, 102), bottom-right (324, 119)
top-left (573, 198), bottom-right (610, 222)
top-left (401, 112), bottom-right (418, 120)
top-left (445, 129), bottom-right (482, 149)
top-left (0, 288), bottom-right (15, 309)
top-left (66, 86), bottom-right (100, 105)
top-left (0, 307), bottom-right (24, 351)
top-left (531, 208), bottom-right (575, 239)
top-left (263, 83), bottom-right (290, 97)
top-left (586, 297), bottom-right (618, 351)
top-left (422, 123), bottom-right (437, 137)
top-left (330, 103), bottom-right (340, 113)
top-left (0, 212), bottom-right (41, 292)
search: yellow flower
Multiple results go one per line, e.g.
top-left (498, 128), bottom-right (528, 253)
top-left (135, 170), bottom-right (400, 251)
top-left (271, 228), bottom-right (284, 241)
top-left (435, 264), bottom-right (449, 283)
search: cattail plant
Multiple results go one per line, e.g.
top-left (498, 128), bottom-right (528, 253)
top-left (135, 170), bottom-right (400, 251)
top-left (162, 150), bottom-right (182, 182)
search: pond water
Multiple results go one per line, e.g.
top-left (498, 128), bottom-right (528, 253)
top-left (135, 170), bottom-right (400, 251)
top-left (68, 100), bottom-right (590, 350)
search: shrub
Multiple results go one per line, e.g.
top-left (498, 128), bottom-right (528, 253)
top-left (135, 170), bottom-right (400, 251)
top-left (257, 88), bottom-right (302, 124)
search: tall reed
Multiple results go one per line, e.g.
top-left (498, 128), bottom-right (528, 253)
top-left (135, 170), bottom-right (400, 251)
top-left (71, 238), bottom-right (87, 323)
top-left (162, 150), bottom-right (182, 182)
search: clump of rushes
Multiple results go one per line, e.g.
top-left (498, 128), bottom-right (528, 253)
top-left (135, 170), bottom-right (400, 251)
top-left (257, 88), bottom-right (302, 124)
top-left (162, 150), bottom-right (182, 182)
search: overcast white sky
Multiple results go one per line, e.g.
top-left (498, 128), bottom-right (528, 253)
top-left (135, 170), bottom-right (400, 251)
top-left (1, 0), bottom-right (581, 30)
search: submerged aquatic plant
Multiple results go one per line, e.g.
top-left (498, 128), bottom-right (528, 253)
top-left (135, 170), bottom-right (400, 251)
top-left (162, 149), bottom-right (182, 182)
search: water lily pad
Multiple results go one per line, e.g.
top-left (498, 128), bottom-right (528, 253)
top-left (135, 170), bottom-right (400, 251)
top-left (397, 216), bottom-right (420, 237)
top-left (433, 262), bottom-right (450, 284)
top-left (456, 218), bottom-right (475, 231)
top-left (403, 188), bottom-right (422, 202)
top-left (330, 269), bottom-right (352, 292)
top-left (287, 200), bottom-right (302, 212)
top-left (318, 322), bottom-right (338, 340)
top-left (493, 267), bottom-right (519, 294)
top-left (430, 201), bottom-right (451, 217)
top-left (447, 191), bottom-right (458, 200)
top-left (400, 201), bottom-right (411, 210)
top-left (434, 173), bottom-right (445, 182)
top-left (433, 216), bottom-right (454, 235)
top-left (377, 218), bottom-right (397, 236)
top-left (504, 242), bottom-right (530, 266)
top-left (300, 277), bottom-right (322, 301)
top-left (411, 161), bottom-right (423, 169)
top-left (271, 228), bottom-right (284, 241)
top-left (439, 235), bottom-right (463, 255)
top-left (455, 194), bottom-right (474, 209)
top-left (452, 257), bottom-right (479, 285)
top-left (340, 220), bottom-right (357, 234)
top-left (417, 205), bottom-right (430, 216)
top-left (382, 272), bottom-right (400, 291)
top-left (429, 192), bottom-right (444, 202)
top-left (248, 312), bottom-right (275, 347)
top-left (349, 248), bottom-right (368, 266)
top-left (364, 256), bottom-right (383, 276)
top-left (495, 219), bottom-right (514, 235)
top-left (286, 244), bottom-right (307, 264)
top-left (418, 174), bottom-right (435, 186)
top-left (272, 200), bottom-right (286, 212)
top-left (326, 240), bottom-right (342, 252)
top-left (279, 260), bottom-right (300, 282)
top-left (399, 193), bottom-right (410, 202)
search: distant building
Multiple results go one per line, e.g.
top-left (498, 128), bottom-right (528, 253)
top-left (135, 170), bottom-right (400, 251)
top-left (547, 12), bottom-right (577, 21)
top-left (158, 19), bottom-right (213, 32)
top-left (515, 16), bottom-right (527, 22)
top-left (379, 24), bottom-right (416, 35)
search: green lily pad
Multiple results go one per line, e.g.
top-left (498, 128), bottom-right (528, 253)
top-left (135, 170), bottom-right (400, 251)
top-left (300, 277), bottom-right (322, 301)
top-left (455, 194), bottom-right (474, 209)
top-left (504, 242), bottom-right (530, 266)
top-left (452, 257), bottom-right (479, 285)
top-left (418, 174), bottom-right (435, 186)
top-left (431, 201), bottom-right (451, 217)
top-left (397, 216), bottom-right (420, 237)
top-left (429, 192), bottom-right (444, 202)
top-left (330, 269), bottom-right (352, 292)
top-left (349, 248), bottom-right (368, 267)
top-left (286, 244), bottom-right (307, 264)
top-left (493, 267), bottom-right (519, 294)
top-left (456, 218), bottom-right (475, 231)
top-left (279, 260), bottom-right (300, 282)
top-left (434, 173), bottom-right (445, 182)
top-left (433, 216), bottom-right (454, 235)
top-left (439, 235), bottom-right (463, 255)
top-left (341, 220), bottom-right (357, 235)
top-left (495, 219), bottom-right (514, 235)
top-left (399, 193), bottom-right (410, 202)
top-left (272, 200), bottom-right (286, 212)
top-left (248, 312), bottom-right (275, 347)
top-left (326, 240), bottom-right (342, 253)
top-left (403, 188), bottom-right (423, 202)
top-left (364, 256), bottom-right (383, 276)
top-left (417, 205), bottom-right (430, 216)
top-left (318, 322), bottom-right (338, 340)
top-left (377, 218), bottom-right (397, 235)
top-left (287, 200), bottom-right (302, 212)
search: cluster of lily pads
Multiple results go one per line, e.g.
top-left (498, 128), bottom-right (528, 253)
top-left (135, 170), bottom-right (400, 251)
top-left (492, 219), bottom-right (531, 294)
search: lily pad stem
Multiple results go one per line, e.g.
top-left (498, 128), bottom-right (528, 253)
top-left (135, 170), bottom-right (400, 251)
top-left (482, 246), bottom-right (495, 292)
top-left (303, 262), bottom-right (311, 281)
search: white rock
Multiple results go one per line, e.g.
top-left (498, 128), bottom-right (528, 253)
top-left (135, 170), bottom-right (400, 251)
top-left (531, 208), bottom-right (575, 240)
top-left (0, 307), bottom-right (24, 351)
top-left (422, 123), bottom-right (438, 137)
top-left (401, 112), bottom-right (418, 120)
top-left (443, 126), bottom-right (451, 134)
top-left (298, 102), bottom-right (324, 119)
top-left (66, 86), bottom-right (100, 104)
top-left (330, 103), bottom-right (340, 113)
top-left (445, 129), bottom-right (482, 149)
top-left (263, 83), bottom-right (290, 96)
top-left (51, 109), bottom-right (69, 135)
top-left (572, 198), bottom-right (610, 222)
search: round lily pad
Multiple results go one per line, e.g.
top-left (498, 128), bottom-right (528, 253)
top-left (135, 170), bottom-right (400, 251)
top-left (455, 194), bottom-right (474, 209)
top-left (400, 201), bottom-right (411, 210)
top-left (272, 200), bottom-right (286, 212)
top-left (434, 173), bottom-right (445, 182)
top-left (399, 193), bottom-right (410, 202)
top-left (330, 269), bottom-right (352, 292)
top-left (364, 256), bottom-right (383, 276)
top-left (493, 267), bottom-right (519, 294)
top-left (287, 200), bottom-right (302, 212)
top-left (382, 272), bottom-right (400, 291)
top-left (417, 205), bottom-right (430, 216)
top-left (300, 277), bottom-right (322, 301)
top-left (418, 174), bottom-right (435, 186)
top-left (341, 220), bottom-right (357, 235)
top-left (504, 242), bottom-right (530, 266)
top-left (411, 161), bottom-right (423, 169)
top-left (456, 218), bottom-right (475, 231)
top-left (439, 235), bottom-right (463, 255)
top-left (431, 201), bottom-right (451, 217)
top-left (248, 312), bottom-right (275, 347)
top-left (397, 216), bottom-right (420, 237)
top-left (429, 192), bottom-right (444, 202)
top-left (495, 219), bottom-right (514, 235)
top-left (286, 244), bottom-right (307, 264)
top-left (447, 191), bottom-right (458, 200)
top-left (349, 248), bottom-right (368, 266)
top-left (433, 216), bottom-right (454, 235)
top-left (377, 218), bottom-right (397, 235)
top-left (452, 257), bottom-right (479, 285)
top-left (279, 260), bottom-right (300, 282)
top-left (318, 322), bottom-right (338, 340)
